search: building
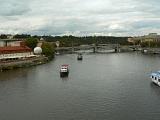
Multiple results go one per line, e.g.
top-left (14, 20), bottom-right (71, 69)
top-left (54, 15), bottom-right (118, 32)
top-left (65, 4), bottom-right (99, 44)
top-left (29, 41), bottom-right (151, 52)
top-left (0, 39), bottom-right (23, 47)
top-left (131, 33), bottom-right (160, 43)
top-left (127, 37), bottom-right (134, 43)
top-left (0, 39), bottom-right (35, 62)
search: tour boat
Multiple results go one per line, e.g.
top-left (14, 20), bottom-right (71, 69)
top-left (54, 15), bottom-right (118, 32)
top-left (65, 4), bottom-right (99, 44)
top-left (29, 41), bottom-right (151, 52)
top-left (60, 64), bottom-right (69, 77)
top-left (77, 53), bottom-right (83, 60)
top-left (150, 71), bottom-right (160, 86)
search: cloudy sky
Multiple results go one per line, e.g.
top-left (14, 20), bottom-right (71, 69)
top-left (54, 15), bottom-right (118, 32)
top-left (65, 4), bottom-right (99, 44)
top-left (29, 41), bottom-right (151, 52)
top-left (0, 0), bottom-right (160, 36)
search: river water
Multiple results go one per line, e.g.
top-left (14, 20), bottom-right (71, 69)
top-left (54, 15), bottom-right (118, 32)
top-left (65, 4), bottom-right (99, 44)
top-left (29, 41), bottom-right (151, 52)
top-left (0, 53), bottom-right (160, 120)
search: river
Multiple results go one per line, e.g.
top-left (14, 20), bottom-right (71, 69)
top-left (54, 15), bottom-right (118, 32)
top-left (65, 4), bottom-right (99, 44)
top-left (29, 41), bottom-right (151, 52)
top-left (0, 52), bottom-right (160, 120)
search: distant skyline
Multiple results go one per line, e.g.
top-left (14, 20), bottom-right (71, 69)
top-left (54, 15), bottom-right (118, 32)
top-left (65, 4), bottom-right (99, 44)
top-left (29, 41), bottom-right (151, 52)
top-left (0, 0), bottom-right (160, 36)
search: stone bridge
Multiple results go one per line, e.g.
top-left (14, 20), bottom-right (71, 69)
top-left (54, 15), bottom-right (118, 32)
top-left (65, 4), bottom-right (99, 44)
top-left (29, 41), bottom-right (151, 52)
top-left (55, 44), bottom-right (121, 54)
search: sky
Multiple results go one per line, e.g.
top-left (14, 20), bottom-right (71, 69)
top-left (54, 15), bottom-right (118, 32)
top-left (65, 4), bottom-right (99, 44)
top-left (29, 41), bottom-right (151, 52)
top-left (0, 0), bottom-right (160, 36)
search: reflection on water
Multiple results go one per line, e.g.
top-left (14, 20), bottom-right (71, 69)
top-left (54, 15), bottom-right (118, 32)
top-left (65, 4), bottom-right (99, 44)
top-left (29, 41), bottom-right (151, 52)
top-left (0, 68), bottom-right (29, 81)
top-left (61, 77), bottom-right (70, 82)
top-left (150, 82), bottom-right (160, 95)
top-left (0, 53), bottom-right (160, 120)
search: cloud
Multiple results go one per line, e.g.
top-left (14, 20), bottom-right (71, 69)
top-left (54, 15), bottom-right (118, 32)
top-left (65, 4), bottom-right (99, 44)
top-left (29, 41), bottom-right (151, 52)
top-left (0, 0), bottom-right (31, 16)
top-left (0, 0), bottom-right (160, 36)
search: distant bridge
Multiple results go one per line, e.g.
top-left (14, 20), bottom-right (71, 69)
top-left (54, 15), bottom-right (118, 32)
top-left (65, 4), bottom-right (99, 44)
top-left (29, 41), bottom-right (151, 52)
top-left (55, 44), bottom-right (121, 54)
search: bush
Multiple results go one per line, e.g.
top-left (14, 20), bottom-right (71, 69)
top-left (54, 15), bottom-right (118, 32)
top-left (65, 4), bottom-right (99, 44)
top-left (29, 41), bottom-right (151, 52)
top-left (25, 37), bottom-right (38, 50)
top-left (41, 42), bottom-right (55, 60)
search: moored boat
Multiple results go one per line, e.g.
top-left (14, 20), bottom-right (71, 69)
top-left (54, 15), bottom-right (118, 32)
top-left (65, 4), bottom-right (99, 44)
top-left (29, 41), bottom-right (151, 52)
top-left (150, 71), bottom-right (160, 86)
top-left (60, 64), bottom-right (69, 77)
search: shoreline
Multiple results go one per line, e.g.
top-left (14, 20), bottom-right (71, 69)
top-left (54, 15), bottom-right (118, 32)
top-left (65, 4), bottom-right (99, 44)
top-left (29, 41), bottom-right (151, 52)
top-left (0, 56), bottom-right (49, 71)
top-left (1, 48), bottom-right (159, 71)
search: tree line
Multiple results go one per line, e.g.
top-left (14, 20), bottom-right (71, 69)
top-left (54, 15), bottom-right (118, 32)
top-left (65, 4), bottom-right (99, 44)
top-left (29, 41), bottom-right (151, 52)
top-left (43, 35), bottom-right (129, 47)
top-left (2, 34), bottom-right (160, 48)
top-left (0, 34), bottom-right (129, 46)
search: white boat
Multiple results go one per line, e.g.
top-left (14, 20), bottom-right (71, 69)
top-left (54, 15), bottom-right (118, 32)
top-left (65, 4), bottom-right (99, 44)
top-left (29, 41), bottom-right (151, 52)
top-left (60, 64), bottom-right (69, 77)
top-left (55, 52), bottom-right (60, 55)
top-left (150, 71), bottom-right (160, 86)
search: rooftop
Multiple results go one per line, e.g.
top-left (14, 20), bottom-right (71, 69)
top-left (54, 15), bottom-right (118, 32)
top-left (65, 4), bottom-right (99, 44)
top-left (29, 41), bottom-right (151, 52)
top-left (0, 46), bottom-right (32, 54)
top-left (0, 39), bottom-right (23, 41)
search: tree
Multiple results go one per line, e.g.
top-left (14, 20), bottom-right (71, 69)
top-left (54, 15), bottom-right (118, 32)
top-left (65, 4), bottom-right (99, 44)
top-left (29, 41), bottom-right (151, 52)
top-left (41, 42), bottom-right (55, 60)
top-left (25, 37), bottom-right (38, 50)
top-left (14, 34), bottom-right (31, 39)
top-left (140, 41), bottom-right (148, 47)
top-left (0, 34), bottom-right (7, 39)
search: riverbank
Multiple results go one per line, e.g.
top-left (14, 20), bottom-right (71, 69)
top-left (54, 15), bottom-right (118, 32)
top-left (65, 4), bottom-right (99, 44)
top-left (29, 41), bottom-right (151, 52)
top-left (0, 56), bottom-right (49, 71)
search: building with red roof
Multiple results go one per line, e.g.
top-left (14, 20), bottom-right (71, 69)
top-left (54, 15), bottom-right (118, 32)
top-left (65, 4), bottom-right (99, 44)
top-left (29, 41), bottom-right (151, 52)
top-left (0, 39), bottom-right (35, 61)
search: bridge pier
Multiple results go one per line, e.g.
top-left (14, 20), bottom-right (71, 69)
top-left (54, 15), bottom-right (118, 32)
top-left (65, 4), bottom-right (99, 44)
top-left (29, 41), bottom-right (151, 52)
top-left (72, 47), bottom-right (74, 54)
top-left (115, 47), bottom-right (121, 52)
top-left (93, 46), bottom-right (97, 53)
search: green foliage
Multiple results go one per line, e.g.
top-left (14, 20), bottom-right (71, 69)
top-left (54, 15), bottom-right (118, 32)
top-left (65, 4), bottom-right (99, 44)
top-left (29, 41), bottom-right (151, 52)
top-left (140, 42), bottom-right (149, 47)
top-left (43, 35), bottom-right (129, 46)
top-left (134, 40), bottom-right (141, 45)
top-left (14, 34), bottom-right (31, 39)
top-left (0, 34), bottom-right (7, 39)
top-left (41, 42), bottom-right (55, 60)
top-left (0, 34), bottom-right (129, 46)
top-left (25, 37), bottom-right (38, 50)
top-left (140, 41), bottom-right (160, 48)
top-left (149, 41), bottom-right (157, 47)
top-left (0, 34), bottom-right (130, 46)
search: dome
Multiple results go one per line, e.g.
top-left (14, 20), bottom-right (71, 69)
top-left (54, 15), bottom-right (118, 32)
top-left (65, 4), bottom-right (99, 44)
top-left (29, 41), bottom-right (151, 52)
top-left (34, 47), bottom-right (42, 54)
